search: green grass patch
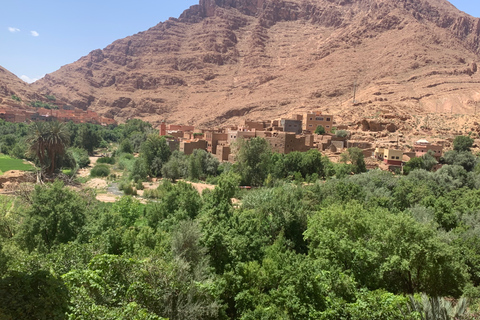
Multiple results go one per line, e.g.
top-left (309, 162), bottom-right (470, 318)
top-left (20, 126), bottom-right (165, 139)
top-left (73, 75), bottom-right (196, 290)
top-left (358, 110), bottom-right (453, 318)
top-left (0, 154), bottom-right (34, 174)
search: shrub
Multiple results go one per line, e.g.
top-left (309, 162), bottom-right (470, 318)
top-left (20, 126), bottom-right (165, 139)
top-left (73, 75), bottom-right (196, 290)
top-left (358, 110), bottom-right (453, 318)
top-left (130, 158), bottom-right (148, 181)
top-left (66, 147), bottom-right (90, 169)
top-left (29, 100), bottom-right (58, 109)
top-left (119, 139), bottom-right (134, 154)
top-left (117, 153), bottom-right (135, 171)
top-left (314, 125), bottom-right (326, 135)
top-left (90, 164), bottom-right (110, 177)
top-left (136, 180), bottom-right (144, 190)
top-left (97, 156), bottom-right (115, 165)
top-left (123, 184), bottom-right (137, 196)
top-left (143, 189), bottom-right (160, 199)
top-left (336, 130), bottom-right (349, 138)
top-left (118, 180), bottom-right (129, 191)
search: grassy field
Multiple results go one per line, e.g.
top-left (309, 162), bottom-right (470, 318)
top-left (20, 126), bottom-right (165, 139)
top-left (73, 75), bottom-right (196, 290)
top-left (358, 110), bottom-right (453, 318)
top-left (0, 154), bottom-right (34, 174)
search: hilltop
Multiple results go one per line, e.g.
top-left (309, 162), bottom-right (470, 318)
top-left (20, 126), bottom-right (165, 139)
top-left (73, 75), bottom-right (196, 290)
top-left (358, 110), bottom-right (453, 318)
top-left (2, 0), bottom-right (480, 129)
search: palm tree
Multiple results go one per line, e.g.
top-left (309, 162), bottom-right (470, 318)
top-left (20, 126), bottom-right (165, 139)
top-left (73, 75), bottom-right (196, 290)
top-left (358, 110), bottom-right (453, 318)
top-left (44, 121), bottom-right (70, 174)
top-left (406, 294), bottom-right (468, 320)
top-left (26, 122), bottom-right (47, 169)
top-left (27, 121), bottom-right (70, 175)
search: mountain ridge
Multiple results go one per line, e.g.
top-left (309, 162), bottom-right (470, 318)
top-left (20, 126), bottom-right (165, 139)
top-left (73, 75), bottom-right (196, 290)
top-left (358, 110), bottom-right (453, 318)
top-left (8, 0), bottom-right (479, 126)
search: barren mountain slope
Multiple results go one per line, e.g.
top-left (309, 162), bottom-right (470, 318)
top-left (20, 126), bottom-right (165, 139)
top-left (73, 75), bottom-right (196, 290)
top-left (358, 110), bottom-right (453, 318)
top-left (0, 66), bottom-right (39, 105)
top-left (31, 0), bottom-right (480, 126)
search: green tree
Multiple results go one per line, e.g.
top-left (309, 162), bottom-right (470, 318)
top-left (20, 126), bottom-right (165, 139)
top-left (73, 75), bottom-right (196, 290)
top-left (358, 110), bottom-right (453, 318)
top-left (161, 151), bottom-right (187, 182)
top-left (75, 123), bottom-right (101, 155)
top-left (0, 271), bottom-right (70, 320)
top-left (119, 139), bottom-right (134, 154)
top-left (403, 157), bottom-right (425, 175)
top-left (44, 121), bottom-right (70, 174)
top-left (26, 122), bottom-right (48, 170)
top-left (188, 149), bottom-right (219, 180)
top-left (423, 150), bottom-right (438, 171)
top-left (18, 180), bottom-right (87, 252)
top-left (443, 150), bottom-right (477, 172)
top-left (314, 125), bottom-right (326, 135)
top-left (65, 147), bottom-right (90, 169)
top-left (305, 202), bottom-right (467, 297)
top-left (27, 121), bottom-right (70, 174)
top-left (123, 119), bottom-right (154, 138)
top-left (340, 147), bottom-right (367, 174)
top-left (141, 135), bottom-right (171, 177)
top-left (236, 137), bottom-right (272, 186)
top-left (453, 135), bottom-right (474, 152)
top-left (130, 158), bottom-right (148, 181)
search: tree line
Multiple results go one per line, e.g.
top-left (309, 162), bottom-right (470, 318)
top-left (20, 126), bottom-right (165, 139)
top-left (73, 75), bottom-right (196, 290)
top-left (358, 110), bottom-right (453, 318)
top-left (1, 119), bottom-right (480, 318)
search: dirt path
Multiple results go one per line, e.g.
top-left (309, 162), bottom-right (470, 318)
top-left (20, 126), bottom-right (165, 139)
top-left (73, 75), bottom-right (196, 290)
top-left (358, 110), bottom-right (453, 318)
top-left (184, 180), bottom-right (215, 193)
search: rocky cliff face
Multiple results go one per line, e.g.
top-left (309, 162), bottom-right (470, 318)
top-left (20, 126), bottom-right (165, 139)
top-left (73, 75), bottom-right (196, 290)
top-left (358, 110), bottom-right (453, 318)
top-left (0, 67), bottom-right (34, 103)
top-left (30, 0), bottom-right (480, 126)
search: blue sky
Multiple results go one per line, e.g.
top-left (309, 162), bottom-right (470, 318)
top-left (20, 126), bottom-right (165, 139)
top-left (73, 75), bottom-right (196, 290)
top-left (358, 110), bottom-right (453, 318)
top-left (1, 0), bottom-right (478, 83)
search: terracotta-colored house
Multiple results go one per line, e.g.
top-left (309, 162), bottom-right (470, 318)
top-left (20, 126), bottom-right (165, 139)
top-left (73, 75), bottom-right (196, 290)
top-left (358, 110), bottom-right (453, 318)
top-left (414, 139), bottom-right (443, 160)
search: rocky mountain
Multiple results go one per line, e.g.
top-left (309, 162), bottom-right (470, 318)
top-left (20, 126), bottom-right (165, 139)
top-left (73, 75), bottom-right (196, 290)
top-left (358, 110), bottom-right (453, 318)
top-left (0, 66), bottom-right (35, 105)
top-left (30, 0), bottom-right (480, 127)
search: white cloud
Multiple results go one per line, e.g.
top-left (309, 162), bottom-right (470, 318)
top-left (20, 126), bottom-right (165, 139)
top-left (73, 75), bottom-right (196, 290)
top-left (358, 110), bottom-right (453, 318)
top-left (8, 27), bottom-right (20, 33)
top-left (20, 75), bottom-right (39, 83)
top-left (30, 31), bottom-right (39, 37)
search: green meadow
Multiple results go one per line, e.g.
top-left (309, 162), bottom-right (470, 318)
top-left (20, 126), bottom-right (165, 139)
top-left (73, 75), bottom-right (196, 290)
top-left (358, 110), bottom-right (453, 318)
top-left (0, 154), bottom-right (34, 174)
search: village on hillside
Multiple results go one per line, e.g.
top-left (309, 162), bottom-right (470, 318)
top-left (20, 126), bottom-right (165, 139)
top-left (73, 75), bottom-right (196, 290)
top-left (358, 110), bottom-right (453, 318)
top-left (158, 110), bottom-right (446, 173)
top-left (0, 102), bottom-right (116, 126)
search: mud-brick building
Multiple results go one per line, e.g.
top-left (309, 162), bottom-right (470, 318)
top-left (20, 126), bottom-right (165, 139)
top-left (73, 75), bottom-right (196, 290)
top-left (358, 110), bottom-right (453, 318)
top-left (304, 111), bottom-right (334, 133)
top-left (414, 139), bottom-right (443, 160)
top-left (258, 131), bottom-right (311, 154)
top-left (205, 130), bottom-right (228, 154)
top-left (227, 128), bottom-right (257, 144)
top-left (242, 120), bottom-right (270, 131)
top-left (281, 119), bottom-right (302, 134)
top-left (180, 140), bottom-right (207, 155)
top-left (215, 141), bottom-right (231, 161)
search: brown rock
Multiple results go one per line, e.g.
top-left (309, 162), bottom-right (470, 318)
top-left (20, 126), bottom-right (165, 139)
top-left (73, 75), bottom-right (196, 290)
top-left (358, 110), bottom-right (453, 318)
top-left (361, 120), bottom-right (384, 132)
top-left (386, 123), bottom-right (397, 132)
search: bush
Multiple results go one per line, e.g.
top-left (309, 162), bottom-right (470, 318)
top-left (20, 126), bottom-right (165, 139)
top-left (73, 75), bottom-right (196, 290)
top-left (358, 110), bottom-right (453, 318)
top-left (136, 180), bottom-right (144, 190)
top-left (130, 158), bottom-right (148, 181)
top-left (97, 156), bottom-right (115, 165)
top-left (118, 180), bottom-right (129, 191)
top-left (336, 130), bottom-right (349, 138)
top-left (315, 125), bottom-right (326, 135)
top-left (117, 153), bottom-right (135, 171)
top-left (90, 164), bottom-right (110, 177)
top-left (10, 143), bottom-right (27, 159)
top-left (119, 139), bottom-right (134, 154)
top-left (29, 101), bottom-right (58, 109)
top-left (143, 188), bottom-right (160, 199)
top-left (66, 147), bottom-right (90, 169)
top-left (123, 184), bottom-right (137, 196)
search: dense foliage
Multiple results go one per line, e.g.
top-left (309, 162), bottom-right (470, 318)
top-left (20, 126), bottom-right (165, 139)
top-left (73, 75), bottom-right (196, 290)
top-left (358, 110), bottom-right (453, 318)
top-left (2, 120), bottom-right (480, 318)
